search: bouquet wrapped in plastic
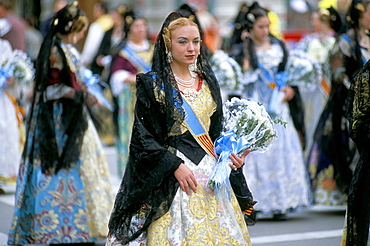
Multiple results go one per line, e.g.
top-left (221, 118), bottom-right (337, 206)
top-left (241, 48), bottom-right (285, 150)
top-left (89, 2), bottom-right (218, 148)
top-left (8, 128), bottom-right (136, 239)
top-left (208, 50), bottom-right (243, 92)
top-left (207, 97), bottom-right (286, 192)
top-left (285, 49), bottom-right (322, 92)
top-left (0, 50), bottom-right (35, 89)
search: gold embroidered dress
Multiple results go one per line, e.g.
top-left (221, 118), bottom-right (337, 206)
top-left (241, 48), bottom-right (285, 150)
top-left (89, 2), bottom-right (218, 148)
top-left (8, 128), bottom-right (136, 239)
top-left (107, 80), bottom-right (251, 246)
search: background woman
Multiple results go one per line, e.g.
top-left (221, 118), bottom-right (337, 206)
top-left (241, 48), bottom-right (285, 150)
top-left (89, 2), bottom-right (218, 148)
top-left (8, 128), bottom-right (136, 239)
top-left (308, 0), bottom-right (370, 207)
top-left (229, 2), bottom-right (310, 221)
top-left (296, 7), bottom-right (346, 206)
top-left (109, 10), bottom-right (154, 177)
top-left (107, 12), bottom-right (253, 245)
top-left (0, 33), bottom-right (23, 194)
top-left (8, 2), bottom-right (113, 244)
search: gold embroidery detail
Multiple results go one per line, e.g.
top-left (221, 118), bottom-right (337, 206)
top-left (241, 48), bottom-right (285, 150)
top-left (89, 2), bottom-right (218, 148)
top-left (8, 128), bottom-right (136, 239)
top-left (147, 185), bottom-right (251, 245)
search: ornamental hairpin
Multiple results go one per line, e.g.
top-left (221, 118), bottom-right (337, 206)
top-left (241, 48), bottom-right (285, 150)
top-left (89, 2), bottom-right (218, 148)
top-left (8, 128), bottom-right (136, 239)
top-left (67, 1), bottom-right (79, 18)
top-left (356, 3), bottom-right (365, 13)
top-left (125, 16), bottom-right (133, 25)
top-left (162, 27), bottom-right (171, 55)
top-left (188, 15), bottom-right (195, 21)
top-left (247, 13), bottom-right (255, 23)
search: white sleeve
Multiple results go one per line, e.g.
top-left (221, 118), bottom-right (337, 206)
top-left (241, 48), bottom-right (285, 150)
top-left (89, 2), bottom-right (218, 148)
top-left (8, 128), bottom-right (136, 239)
top-left (81, 23), bottom-right (104, 67)
top-left (111, 70), bottom-right (131, 96)
top-left (44, 84), bottom-right (73, 101)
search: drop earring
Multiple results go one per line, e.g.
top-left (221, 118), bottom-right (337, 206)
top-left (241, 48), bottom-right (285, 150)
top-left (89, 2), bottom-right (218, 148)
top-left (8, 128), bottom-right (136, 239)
top-left (167, 52), bottom-right (173, 63)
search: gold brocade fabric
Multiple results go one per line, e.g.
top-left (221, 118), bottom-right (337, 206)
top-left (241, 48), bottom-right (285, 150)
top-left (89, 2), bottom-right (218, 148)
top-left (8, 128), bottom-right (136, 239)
top-left (145, 152), bottom-right (251, 246)
top-left (351, 69), bottom-right (370, 137)
top-left (79, 116), bottom-right (115, 238)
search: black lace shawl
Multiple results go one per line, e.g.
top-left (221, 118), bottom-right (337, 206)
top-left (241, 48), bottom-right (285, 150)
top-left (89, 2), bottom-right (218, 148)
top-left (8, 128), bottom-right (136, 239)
top-left (25, 38), bottom-right (88, 174)
top-left (345, 60), bottom-right (370, 245)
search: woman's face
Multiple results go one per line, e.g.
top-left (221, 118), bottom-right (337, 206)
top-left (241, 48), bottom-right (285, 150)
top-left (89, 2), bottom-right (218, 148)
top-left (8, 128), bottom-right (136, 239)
top-left (359, 4), bottom-right (370, 30)
top-left (129, 19), bottom-right (147, 41)
top-left (251, 16), bottom-right (270, 42)
top-left (170, 24), bottom-right (201, 67)
top-left (311, 12), bottom-right (322, 32)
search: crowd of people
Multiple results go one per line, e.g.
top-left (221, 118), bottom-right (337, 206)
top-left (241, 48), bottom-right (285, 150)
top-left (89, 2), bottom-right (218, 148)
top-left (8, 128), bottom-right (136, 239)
top-left (0, 0), bottom-right (369, 245)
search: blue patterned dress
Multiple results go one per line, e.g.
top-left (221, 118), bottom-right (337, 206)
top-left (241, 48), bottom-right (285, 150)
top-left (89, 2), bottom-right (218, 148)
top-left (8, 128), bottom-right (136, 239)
top-left (7, 43), bottom-right (114, 245)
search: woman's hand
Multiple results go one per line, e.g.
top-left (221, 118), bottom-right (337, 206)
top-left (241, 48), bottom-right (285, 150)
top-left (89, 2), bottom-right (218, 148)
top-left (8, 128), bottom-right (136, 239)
top-left (229, 149), bottom-right (251, 170)
top-left (79, 82), bottom-right (88, 92)
top-left (174, 163), bottom-right (197, 195)
top-left (281, 86), bottom-right (295, 102)
top-left (85, 92), bottom-right (98, 108)
top-left (6, 77), bottom-right (15, 87)
top-left (125, 74), bottom-right (137, 84)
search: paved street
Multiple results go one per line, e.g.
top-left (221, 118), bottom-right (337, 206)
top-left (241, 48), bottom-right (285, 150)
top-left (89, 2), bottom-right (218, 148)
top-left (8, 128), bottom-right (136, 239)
top-left (0, 146), bottom-right (346, 246)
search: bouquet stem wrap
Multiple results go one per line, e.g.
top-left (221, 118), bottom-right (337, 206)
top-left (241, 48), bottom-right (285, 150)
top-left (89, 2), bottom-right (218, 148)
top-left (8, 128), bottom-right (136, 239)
top-left (208, 130), bottom-right (250, 198)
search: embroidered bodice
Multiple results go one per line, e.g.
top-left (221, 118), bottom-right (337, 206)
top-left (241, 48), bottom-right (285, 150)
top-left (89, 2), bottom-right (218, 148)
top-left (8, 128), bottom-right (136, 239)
top-left (180, 81), bottom-right (216, 134)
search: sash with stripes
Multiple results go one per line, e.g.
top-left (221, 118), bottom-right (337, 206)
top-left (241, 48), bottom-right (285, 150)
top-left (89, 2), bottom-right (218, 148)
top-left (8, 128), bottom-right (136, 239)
top-left (181, 96), bottom-right (217, 160)
top-left (121, 45), bottom-right (151, 73)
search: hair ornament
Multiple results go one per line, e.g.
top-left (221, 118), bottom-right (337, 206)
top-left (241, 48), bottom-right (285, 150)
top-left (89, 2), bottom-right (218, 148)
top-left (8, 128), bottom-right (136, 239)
top-left (356, 3), bottom-right (365, 12)
top-left (67, 1), bottom-right (79, 18)
top-left (54, 18), bottom-right (59, 26)
top-left (318, 8), bottom-right (330, 17)
top-left (125, 15), bottom-right (133, 25)
top-left (247, 13), bottom-right (255, 23)
top-left (162, 27), bottom-right (171, 55)
top-left (65, 21), bottom-right (73, 31)
top-left (188, 15), bottom-right (195, 21)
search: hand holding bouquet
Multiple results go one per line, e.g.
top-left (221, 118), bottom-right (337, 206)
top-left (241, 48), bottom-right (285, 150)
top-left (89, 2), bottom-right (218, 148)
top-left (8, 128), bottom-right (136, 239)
top-left (208, 97), bottom-right (286, 192)
top-left (81, 67), bottom-right (113, 111)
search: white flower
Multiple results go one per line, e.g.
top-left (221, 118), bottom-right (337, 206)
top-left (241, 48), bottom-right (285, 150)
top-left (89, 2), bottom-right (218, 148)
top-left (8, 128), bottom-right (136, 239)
top-left (207, 97), bottom-right (286, 191)
top-left (2, 49), bottom-right (35, 86)
top-left (209, 50), bottom-right (243, 91)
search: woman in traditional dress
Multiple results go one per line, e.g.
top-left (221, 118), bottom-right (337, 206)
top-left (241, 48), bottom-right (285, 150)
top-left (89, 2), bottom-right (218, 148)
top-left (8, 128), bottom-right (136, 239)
top-left (7, 2), bottom-right (114, 244)
top-left (295, 7), bottom-right (347, 206)
top-left (0, 27), bottom-right (23, 194)
top-left (109, 10), bottom-right (154, 176)
top-left (309, 0), bottom-right (370, 209)
top-left (106, 12), bottom-right (254, 245)
top-left (229, 2), bottom-right (310, 220)
top-left (341, 59), bottom-right (370, 246)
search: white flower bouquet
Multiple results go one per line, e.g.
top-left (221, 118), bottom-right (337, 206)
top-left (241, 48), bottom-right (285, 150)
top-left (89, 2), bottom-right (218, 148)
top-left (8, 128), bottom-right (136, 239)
top-left (0, 50), bottom-right (35, 89)
top-left (209, 50), bottom-right (243, 92)
top-left (207, 97), bottom-right (286, 192)
top-left (285, 49), bottom-right (322, 92)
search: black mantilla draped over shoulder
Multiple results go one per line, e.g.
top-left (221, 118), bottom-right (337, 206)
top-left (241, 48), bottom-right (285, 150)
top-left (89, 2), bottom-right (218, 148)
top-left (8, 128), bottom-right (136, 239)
top-left (107, 69), bottom-right (223, 243)
top-left (345, 60), bottom-right (370, 245)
